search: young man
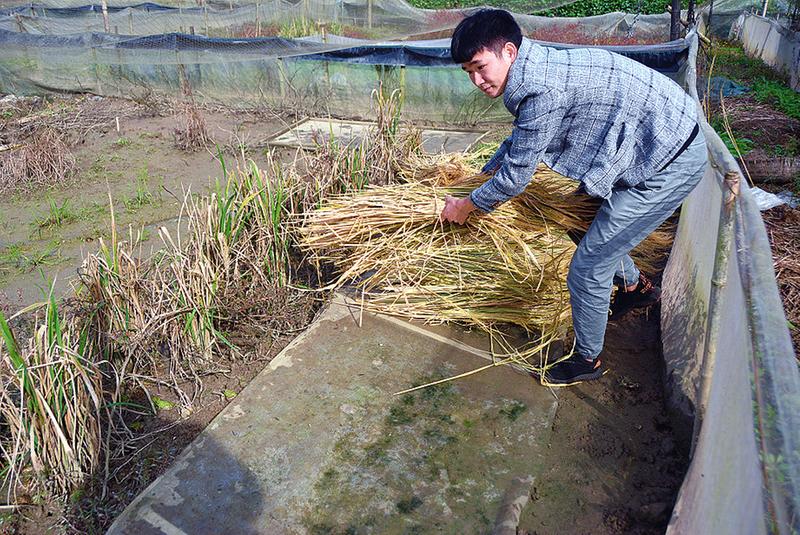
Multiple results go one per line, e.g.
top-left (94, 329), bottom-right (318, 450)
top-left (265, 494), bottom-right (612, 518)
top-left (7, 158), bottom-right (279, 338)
top-left (440, 9), bottom-right (707, 385)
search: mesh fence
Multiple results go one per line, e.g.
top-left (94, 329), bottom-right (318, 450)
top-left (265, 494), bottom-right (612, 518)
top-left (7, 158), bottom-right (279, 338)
top-left (699, 0), bottom-right (797, 35)
top-left (0, 0), bottom-right (675, 39)
top-left (0, 0), bottom-right (682, 122)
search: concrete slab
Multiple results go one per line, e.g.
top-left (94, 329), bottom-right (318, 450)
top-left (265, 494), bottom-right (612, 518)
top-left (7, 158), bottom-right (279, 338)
top-left (268, 118), bottom-right (485, 154)
top-left (108, 296), bottom-right (557, 535)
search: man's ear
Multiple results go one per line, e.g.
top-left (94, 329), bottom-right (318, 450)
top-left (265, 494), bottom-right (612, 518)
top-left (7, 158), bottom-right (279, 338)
top-left (503, 42), bottom-right (518, 62)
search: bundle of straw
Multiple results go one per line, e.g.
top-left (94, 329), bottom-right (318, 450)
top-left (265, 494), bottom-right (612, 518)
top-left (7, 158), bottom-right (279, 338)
top-left (300, 181), bottom-right (572, 331)
top-left (300, 156), bottom-right (675, 349)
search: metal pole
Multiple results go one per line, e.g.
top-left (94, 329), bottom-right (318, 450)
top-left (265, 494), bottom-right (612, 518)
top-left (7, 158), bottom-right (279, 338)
top-left (670, 0), bottom-right (681, 39)
top-left (708, 0), bottom-right (715, 31)
top-left (761, 0), bottom-right (769, 17)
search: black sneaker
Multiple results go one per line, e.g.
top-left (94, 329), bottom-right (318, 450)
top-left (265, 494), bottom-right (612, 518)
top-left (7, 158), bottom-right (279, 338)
top-left (609, 273), bottom-right (662, 322)
top-left (536, 355), bottom-right (606, 386)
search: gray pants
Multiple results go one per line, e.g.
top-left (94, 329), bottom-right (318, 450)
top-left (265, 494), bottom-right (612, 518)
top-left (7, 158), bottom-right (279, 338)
top-left (568, 129), bottom-right (708, 359)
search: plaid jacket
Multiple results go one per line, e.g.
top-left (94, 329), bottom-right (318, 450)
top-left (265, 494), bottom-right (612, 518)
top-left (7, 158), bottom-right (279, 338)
top-left (471, 38), bottom-right (698, 211)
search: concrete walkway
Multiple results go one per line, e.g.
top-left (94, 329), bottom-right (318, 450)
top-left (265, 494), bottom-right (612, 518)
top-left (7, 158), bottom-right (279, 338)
top-left (108, 296), bottom-right (558, 535)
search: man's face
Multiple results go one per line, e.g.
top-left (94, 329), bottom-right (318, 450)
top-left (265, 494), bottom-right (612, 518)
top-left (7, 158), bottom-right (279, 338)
top-left (461, 42), bottom-right (518, 99)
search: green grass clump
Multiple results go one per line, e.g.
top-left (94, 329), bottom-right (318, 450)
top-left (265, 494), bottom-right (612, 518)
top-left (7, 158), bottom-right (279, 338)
top-left (407, 0), bottom-right (677, 15)
top-left (709, 117), bottom-right (755, 156)
top-left (124, 168), bottom-right (156, 212)
top-left (278, 18), bottom-right (342, 38)
top-left (710, 42), bottom-right (783, 85)
top-left (772, 138), bottom-right (800, 157)
top-left (542, 0), bottom-right (681, 17)
top-left (0, 294), bottom-right (105, 495)
top-left (36, 198), bottom-right (77, 229)
top-left (751, 78), bottom-right (800, 120)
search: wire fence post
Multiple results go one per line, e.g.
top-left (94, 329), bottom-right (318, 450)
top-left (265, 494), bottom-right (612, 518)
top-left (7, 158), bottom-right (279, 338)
top-left (100, 0), bottom-right (110, 33)
top-left (91, 46), bottom-right (103, 94)
top-left (368, 0), bottom-right (373, 29)
top-left (277, 58), bottom-right (287, 100)
top-left (399, 65), bottom-right (406, 111)
top-left (128, 10), bottom-right (133, 34)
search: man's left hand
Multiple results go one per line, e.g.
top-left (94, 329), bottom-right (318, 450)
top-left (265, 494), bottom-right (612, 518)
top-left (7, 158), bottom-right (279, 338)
top-left (440, 195), bottom-right (477, 225)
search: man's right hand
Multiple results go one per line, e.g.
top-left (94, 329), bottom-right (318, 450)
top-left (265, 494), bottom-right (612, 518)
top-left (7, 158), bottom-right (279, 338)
top-left (440, 195), bottom-right (477, 225)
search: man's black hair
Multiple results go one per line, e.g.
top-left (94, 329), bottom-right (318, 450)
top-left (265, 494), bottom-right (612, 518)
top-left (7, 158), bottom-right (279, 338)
top-left (450, 9), bottom-right (523, 64)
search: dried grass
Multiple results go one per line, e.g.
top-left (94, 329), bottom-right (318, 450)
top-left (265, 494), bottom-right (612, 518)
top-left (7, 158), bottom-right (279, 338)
top-left (300, 154), bottom-right (676, 377)
top-left (0, 298), bottom-right (108, 498)
top-left (763, 206), bottom-right (800, 363)
top-left (78, 159), bottom-right (301, 411)
top-left (172, 101), bottom-right (210, 152)
top-left (0, 127), bottom-right (76, 194)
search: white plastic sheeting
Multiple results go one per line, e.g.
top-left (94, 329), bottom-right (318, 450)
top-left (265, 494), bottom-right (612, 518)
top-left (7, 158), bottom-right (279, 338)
top-left (731, 13), bottom-right (800, 91)
top-left (662, 31), bottom-right (800, 535)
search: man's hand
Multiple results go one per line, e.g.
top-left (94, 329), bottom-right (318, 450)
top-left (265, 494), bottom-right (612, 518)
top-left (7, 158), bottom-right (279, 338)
top-left (440, 195), bottom-right (477, 225)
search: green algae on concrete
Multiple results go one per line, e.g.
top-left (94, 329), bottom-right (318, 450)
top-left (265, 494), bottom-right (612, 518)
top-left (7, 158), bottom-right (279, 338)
top-left (304, 370), bottom-right (545, 534)
top-left (108, 295), bottom-right (557, 534)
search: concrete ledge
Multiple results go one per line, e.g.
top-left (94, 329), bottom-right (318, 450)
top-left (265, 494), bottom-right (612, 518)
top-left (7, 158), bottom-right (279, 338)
top-left (108, 295), bottom-right (558, 534)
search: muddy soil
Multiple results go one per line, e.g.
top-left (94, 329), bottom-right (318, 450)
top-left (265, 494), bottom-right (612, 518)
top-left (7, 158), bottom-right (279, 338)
top-left (0, 96), bottom-right (293, 310)
top-left (522, 308), bottom-right (687, 535)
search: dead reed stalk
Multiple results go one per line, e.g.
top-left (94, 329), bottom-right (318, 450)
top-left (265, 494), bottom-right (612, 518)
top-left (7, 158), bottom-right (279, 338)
top-left (78, 158), bottom-right (302, 412)
top-left (173, 101), bottom-right (210, 152)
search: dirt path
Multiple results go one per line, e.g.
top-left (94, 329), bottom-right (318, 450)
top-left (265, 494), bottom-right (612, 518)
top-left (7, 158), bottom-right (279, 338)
top-left (522, 308), bottom-right (687, 534)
